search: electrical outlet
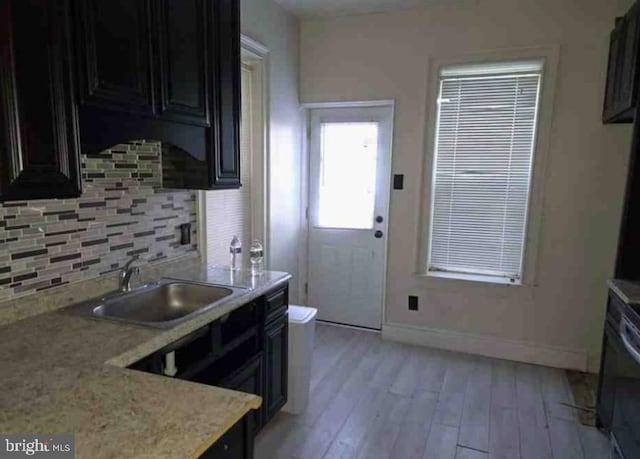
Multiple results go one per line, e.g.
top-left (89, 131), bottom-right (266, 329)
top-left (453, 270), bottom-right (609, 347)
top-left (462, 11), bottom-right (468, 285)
top-left (408, 295), bottom-right (419, 311)
top-left (179, 223), bottom-right (191, 245)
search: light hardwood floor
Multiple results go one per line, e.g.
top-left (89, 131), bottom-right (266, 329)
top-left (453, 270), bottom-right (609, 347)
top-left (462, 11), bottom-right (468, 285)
top-left (255, 323), bottom-right (610, 459)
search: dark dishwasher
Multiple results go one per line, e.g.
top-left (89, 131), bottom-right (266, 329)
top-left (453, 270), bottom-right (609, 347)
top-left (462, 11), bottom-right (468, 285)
top-left (597, 290), bottom-right (640, 459)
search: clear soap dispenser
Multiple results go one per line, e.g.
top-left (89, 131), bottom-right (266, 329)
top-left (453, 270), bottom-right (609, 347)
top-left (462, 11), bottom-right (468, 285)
top-left (229, 235), bottom-right (242, 270)
top-left (249, 240), bottom-right (264, 276)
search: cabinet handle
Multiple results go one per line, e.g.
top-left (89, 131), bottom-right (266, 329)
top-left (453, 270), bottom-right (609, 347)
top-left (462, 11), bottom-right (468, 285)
top-left (620, 315), bottom-right (640, 365)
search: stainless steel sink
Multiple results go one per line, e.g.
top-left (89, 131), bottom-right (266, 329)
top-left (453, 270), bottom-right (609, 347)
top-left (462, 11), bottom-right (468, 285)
top-left (68, 279), bottom-right (247, 328)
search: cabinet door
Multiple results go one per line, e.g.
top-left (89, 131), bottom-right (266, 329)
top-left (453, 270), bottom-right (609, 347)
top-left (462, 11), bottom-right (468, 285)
top-left (219, 354), bottom-right (264, 434)
top-left (154, 0), bottom-right (210, 126)
top-left (209, 0), bottom-right (241, 189)
top-left (74, 0), bottom-right (155, 116)
top-left (0, 0), bottom-right (82, 201)
top-left (263, 314), bottom-right (288, 422)
top-left (617, 5), bottom-right (639, 118)
top-left (200, 416), bottom-right (253, 459)
top-left (604, 24), bottom-right (624, 122)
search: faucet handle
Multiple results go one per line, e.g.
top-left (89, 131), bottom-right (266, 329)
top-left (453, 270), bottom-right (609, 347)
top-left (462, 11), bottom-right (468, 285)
top-left (120, 255), bottom-right (142, 292)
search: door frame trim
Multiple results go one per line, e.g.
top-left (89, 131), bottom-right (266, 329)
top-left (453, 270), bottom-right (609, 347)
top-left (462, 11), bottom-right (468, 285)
top-left (299, 100), bottom-right (395, 329)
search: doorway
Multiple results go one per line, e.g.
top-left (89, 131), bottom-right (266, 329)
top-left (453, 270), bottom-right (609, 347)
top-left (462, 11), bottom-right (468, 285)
top-left (305, 103), bottom-right (394, 330)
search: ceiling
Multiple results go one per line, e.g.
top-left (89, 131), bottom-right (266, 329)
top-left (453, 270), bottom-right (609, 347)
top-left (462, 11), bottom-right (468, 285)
top-left (274, 0), bottom-right (448, 19)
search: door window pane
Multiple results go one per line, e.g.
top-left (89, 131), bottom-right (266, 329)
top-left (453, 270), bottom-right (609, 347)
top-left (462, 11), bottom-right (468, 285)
top-left (317, 122), bottom-right (378, 229)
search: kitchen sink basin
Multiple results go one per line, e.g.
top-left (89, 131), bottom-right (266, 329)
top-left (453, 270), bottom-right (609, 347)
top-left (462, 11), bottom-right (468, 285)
top-left (69, 279), bottom-right (247, 328)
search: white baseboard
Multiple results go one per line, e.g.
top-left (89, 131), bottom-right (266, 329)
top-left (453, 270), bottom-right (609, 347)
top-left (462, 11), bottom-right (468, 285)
top-left (382, 322), bottom-right (588, 371)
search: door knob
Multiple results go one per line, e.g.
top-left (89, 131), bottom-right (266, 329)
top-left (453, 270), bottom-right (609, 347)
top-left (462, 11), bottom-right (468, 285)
top-left (374, 230), bottom-right (384, 239)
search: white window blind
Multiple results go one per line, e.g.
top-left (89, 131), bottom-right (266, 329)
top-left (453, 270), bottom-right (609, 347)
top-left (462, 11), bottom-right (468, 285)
top-left (428, 60), bottom-right (543, 283)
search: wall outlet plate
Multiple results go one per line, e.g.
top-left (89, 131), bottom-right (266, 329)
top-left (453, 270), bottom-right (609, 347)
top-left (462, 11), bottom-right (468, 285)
top-left (180, 223), bottom-right (192, 245)
top-left (409, 295), bottom-right (419, 311)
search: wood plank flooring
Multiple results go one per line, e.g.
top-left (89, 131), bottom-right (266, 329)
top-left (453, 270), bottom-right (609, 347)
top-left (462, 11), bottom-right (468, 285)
top-left (255, 324), bottom-right (609, 459)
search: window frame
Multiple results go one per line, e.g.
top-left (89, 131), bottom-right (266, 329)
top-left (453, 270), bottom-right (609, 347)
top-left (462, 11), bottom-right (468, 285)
top-left (416, 46), bottom-right (560, 287)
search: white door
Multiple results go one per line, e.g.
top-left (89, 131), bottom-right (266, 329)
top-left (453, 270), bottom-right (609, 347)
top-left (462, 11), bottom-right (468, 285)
top-left (307, 106), bottom-right (393, 330)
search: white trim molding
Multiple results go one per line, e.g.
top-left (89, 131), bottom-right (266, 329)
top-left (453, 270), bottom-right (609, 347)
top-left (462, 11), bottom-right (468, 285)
top-left (241, 34), bottom-right (269, 58)
top-left (416, 45), bottom-right (560, 289)
top-left (382, 322), bottom-right (588, 371)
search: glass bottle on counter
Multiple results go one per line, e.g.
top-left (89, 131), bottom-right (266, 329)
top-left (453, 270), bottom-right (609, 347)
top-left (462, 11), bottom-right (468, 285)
top-left (249, 240), bottom-right (264, 276)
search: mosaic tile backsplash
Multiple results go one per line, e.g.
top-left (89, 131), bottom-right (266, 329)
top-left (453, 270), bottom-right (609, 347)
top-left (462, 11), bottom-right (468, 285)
top-left (0, 141), bottom-right (198, 303)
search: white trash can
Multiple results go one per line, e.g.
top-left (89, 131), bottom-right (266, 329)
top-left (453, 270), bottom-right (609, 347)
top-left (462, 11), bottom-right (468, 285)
top-left (283, 304), bottom-right (317, 414)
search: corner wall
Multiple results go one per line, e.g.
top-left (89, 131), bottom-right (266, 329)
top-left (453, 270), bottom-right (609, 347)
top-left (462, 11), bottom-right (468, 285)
top-left (241, 0), bottom-right (302, 301)
top-left (301, 0), bottom-right (634, 371)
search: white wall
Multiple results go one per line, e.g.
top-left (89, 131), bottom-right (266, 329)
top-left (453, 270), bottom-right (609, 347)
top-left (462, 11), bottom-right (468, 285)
top-left (301, 0), bottom-right (634, 371)
top-left (241, 0), bottom-right (302, 299)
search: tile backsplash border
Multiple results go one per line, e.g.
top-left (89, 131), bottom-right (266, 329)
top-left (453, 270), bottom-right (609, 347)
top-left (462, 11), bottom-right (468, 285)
top-left (0, 141), bottom-right (198, 305)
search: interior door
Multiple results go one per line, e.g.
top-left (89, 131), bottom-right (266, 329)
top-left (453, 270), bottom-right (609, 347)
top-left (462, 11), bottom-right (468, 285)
top-left (307, 106), bottom-right (393, 330)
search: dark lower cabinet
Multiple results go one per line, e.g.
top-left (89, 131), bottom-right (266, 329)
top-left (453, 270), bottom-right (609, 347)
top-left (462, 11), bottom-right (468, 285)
top-left (218, 354), bottom-right (264, 435)
top-left (200, 415), bottom-right (253, 459)
top-left (129, 284), bottom-right (290, 454)
top-left (264, 312), bottom-right (288, 423)
top-left (0, 0), bottom-right (82, 201)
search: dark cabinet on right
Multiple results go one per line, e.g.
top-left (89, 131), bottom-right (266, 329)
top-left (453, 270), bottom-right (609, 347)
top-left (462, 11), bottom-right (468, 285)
top-left (603, 3), bottom-right (640, 124)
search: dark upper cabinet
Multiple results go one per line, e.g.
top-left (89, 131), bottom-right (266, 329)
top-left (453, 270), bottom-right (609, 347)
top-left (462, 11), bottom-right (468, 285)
top-left (0, 0), bottom-right (82, 201)
top-left (74, 0), bottom-right (156, 116)
top-left (209, 0), bottom-right (242, 189)
top-left (604, 23), bottom-right (624, 121)
top-left (604, 4), bottom-right (640, 124)
top-left (0, 0), bottom-right (241, 201)
top-left (200, 415), bottom-right (254, 459)
top-left (155, 0), bottom-right (210, 127)
top-left (73, 0), bottom-right (241, 190)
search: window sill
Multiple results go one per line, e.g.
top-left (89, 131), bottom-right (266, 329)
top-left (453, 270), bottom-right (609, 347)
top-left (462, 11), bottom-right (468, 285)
top-left (421, 271), bottom-right (522, 286)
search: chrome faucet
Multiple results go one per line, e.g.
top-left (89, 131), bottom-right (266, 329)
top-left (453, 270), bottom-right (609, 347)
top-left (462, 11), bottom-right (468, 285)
top-left (120, 256), bottom-right (141, 292)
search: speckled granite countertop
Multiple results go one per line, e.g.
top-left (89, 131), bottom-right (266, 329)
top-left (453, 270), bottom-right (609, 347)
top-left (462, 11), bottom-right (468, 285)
top-left (608, 279), bottom-right (640, 305)
top-left (0, 263), bottom-right (291, 459)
